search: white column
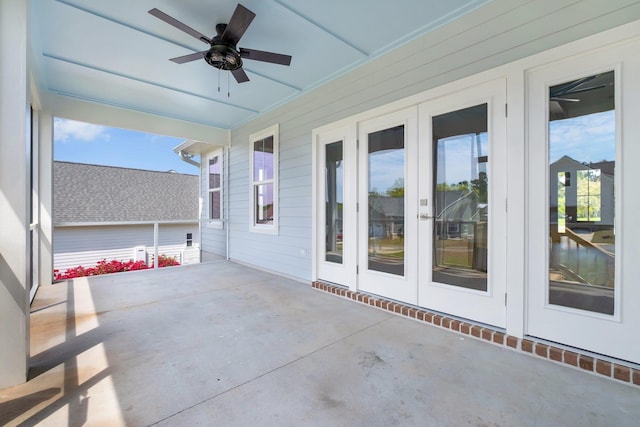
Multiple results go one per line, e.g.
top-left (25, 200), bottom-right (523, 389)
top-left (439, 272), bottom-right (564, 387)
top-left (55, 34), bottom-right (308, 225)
top-left (154, 223), bottom-right (159, 269)
top-left (39, 112), bottom-right (54, 287)
top-left (505, 66), bottom-right (526, 338)
top-left (29, 109), bottom-right (40, 302)
top-left (0, 0), bottom-right (31, 387)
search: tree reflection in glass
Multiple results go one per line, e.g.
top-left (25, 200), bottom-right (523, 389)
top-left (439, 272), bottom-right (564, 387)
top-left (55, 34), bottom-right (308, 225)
top-left (432, 104), bottom-right (489, 292)
top-left (368, 125), bottom-right (405, 276)
top-left (325, 141), bottom-right (344, 263)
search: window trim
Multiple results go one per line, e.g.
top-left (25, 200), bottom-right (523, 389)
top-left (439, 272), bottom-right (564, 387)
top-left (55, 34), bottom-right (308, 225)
top-left (249, 123), bottom-right (279, 234)
top-left (206, 148), bottom-right (224, 229)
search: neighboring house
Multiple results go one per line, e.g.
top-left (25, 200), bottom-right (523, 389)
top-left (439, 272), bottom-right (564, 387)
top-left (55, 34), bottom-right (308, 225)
top-left (368, 196), bottom-right (404, 239)
top-left (435, 191), bottom-right (484, 239)
top-left (549, 155), bottom-right (615, 228)
top-left (53, 161), bottom-right (200, 273)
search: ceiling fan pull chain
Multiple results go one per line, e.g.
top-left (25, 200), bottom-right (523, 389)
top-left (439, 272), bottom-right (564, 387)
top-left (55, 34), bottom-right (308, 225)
top-left (218, 67), bottom-right (221, 93)
top-left (228, 70), bottom-right (231, 98)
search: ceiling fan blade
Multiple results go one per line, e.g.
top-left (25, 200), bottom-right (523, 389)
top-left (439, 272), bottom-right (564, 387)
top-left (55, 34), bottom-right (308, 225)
top-left (550, 75), bottom-right (596, 97)
top-left (560, 84), bottom-right (611, 95)
top-left (240, 48), bottom-right (291, 66)
top-left (222, 4), bottom-right (255, 46)
top-left (149, 8), bottom-right (211, 44)
top-left (231, 68), bottom-right (250, 83)
top-left (170, 51), bottom-right (208, 64)
top-left (550, 97), bottom-right (580, 102)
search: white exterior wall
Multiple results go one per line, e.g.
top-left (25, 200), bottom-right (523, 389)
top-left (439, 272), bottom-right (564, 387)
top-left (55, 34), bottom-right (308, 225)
top-left (199, 150), bottom-right (227, 258)
top-left (226, 128), bottom-right (311, 279)
top-left (53, 223), bottom-right (200, 273)
top-left (0, 0), bottom-right (31, 388)
top-left (203, 0), bottom-right (640, 282)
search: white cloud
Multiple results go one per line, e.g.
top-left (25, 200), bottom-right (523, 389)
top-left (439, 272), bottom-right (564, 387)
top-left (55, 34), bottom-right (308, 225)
top-left (54, 118), bottom-right (110, 142)
top-left (549, 110), bottom-right (615, 163)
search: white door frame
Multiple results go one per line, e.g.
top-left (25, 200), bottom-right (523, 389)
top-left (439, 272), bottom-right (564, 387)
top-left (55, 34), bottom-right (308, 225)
top-left (526, 39), bottom-right (640, 362)
top-left (417, 78), bottom-right (508, 328)
top-left (357, 107), bottom-right (418, 304)
top-left (312, 125), bottom-right (357, 289)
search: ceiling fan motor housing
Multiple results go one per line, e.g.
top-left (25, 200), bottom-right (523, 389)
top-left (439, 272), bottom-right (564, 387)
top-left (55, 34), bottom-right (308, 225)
top-left (205, 43), bottom-right (243, 70)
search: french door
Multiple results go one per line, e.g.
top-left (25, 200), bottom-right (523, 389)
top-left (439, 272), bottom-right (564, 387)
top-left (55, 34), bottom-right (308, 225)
top-left (357, 108), bottom-right (418, 304)
top-left (314, 125), bottom-right (357, 287)
top-left (526, 40), bottom-right (640, 362)
top-left (417, 79), bottom-right (507, 327)
top-left (316, 82), bottom-right (507, 326)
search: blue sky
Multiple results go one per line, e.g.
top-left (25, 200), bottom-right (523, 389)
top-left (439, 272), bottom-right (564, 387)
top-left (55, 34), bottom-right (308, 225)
top-left (55, 110), bottom-right (615, 181)
top-left (549, 110), bottom-right (615, 164)
top-left (54, 118), bottom-right (200, 175)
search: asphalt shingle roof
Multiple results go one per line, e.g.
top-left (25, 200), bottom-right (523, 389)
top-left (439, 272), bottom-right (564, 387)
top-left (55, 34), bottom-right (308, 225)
top-left (54, 161), bottom-right (199, 224)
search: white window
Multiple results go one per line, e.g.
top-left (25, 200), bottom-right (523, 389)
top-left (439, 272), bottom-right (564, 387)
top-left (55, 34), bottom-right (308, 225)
top-left (207, 149), bottom-right (223, 228)
top-left (576, 169), bottom-right (602, 222)
top-left (249, 124), bottom-right (279, 234)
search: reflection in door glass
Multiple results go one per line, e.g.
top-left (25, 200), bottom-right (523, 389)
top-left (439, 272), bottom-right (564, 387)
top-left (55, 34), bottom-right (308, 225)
top-left (548, 71), bottom-right (615, 315)
top-left (432, 104), bottom-right (488, 291)
top-left (325, 141), bottom-right (343, 263)
top-left (368, 125), bottom-right (405, 276)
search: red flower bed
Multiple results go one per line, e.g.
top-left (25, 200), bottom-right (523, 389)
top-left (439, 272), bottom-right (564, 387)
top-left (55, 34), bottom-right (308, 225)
top-left (54, 255), bottom-right (180, 281)
top-left (156, 254), bottom-right (180, 267)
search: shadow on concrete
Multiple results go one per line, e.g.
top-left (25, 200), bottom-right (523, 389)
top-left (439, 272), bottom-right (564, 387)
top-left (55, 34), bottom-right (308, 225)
top-left (17, 369), bottom-right (113, 427)
top-left (16, 281), bottom-right (109, 426)
top-left (0, 387), bottom-right (60, 425)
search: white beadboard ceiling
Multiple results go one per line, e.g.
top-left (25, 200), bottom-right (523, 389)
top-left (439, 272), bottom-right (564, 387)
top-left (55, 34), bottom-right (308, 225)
top-left (31, 0), bottom-right (492, 130)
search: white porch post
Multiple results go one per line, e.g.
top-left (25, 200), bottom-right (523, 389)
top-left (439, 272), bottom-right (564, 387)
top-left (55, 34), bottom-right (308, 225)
top-left (154, 222), bottom-right (159, 268)
top-left (39, 112), bottom-right (54, 287)
top-left (0, 0), bottom-right (31, 387)
top-left (505, 66), bottom-right (526, 339)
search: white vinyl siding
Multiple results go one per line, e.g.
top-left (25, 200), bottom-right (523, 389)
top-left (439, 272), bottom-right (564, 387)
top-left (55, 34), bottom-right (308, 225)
top-left (53, 223), bottom-right (199, 273)
top-left (226, 125), bottom-right (310, 279)
top-left (200, 148), bottom-right (227, 257)
top-left (201, 2), bottom-right (640, 282)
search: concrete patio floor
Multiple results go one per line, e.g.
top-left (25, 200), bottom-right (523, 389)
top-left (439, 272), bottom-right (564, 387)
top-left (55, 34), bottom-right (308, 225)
top-left (1, 261), bottom-right (639, 426)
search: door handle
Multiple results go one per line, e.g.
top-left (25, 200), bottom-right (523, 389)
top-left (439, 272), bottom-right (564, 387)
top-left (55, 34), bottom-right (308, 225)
top-left (419, 213), bottom-right (433, 220)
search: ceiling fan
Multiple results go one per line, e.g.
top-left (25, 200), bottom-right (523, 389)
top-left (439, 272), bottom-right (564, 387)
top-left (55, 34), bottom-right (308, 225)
top-left (149, 4), bottom-right (292, 84)
top-left (549, 72), bottom-right (614, 120)
top-left (550, 75), bottom-right (610, 103)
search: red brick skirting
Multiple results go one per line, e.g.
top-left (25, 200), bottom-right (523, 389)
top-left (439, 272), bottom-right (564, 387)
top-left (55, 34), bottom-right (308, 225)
top-left (312, 281), bottom-right (640, 388)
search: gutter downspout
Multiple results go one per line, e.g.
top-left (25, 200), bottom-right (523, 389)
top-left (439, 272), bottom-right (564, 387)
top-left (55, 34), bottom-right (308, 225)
top-left (178, 150), bottom-right (200, 167)
top-left (228, 146), bottom-right (231, 261)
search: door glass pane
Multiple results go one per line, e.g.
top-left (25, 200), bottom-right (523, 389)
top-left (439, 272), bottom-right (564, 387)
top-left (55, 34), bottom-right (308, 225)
top-left (548, 71), bottom-right (615, 315)
top-left (255, 183), bottom-right (274, 225)
top-left (209, 156), bottom-right (221, 189)
top-left (325, 141), bottom-right (343, 263)
top-left (368, 125), bottom-right (405, 276)
top-left (254, 136), bottom-right (274, 181)
top-left (209, 191), bottom-right (221, 220)
top-left (432, 104), bottom-right (488, 291)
